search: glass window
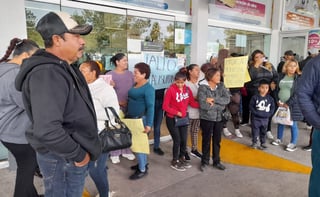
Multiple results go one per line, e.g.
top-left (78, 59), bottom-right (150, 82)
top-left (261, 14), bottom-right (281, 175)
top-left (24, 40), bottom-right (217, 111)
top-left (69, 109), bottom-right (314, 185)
top-left (61, 6), bottom-right (127, 71)
top-left (25, 1), bottom-right (60, 46)
top-left (103, 0), bottom-right (189, 14)
top-left (25, 1), bottom-right (127, 71)
top-left (207, 26), bottom-right (267, 60)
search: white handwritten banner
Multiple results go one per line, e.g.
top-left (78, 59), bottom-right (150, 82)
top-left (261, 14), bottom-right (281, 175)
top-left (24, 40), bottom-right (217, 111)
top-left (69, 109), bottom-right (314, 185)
top-left (224, 56), bottom-right (251, 88)
top-left (128, 53), bottom-right (183, 89)
top-left (145, 53), bottom-right (183, 89)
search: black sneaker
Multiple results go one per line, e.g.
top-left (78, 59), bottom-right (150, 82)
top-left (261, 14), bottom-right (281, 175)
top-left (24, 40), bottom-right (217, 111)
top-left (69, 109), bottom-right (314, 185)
top-left (171, 160), bottom-right (186, 172)
top-left (129, 169), bottom-right (148, 180)
top-left (251, 143), bottom-right (258, 149)
top-left (34, 166), bottom-right (43, 178)
top-left (190, 149), bottom-right (202, 159)
top-left (179, 158), bottom-right (192, 169)
top-left (185, 152), bottom-right (191, 161)
top-left (153, 148), bottom-right (164, 156)
top-left (258, 144), bottom-right (268, 150)
top-left (213, 163), bottom-right (226, 170)
top-left (200, 163), bottom-right (207, 172)
top-left (303, 145), bottom-right (312, 151)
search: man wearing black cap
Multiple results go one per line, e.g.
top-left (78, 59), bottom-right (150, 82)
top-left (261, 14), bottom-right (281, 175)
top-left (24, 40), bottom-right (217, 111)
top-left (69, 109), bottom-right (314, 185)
top-left (277, 50), bottom-right (296, 73)
top-left (15, 12), bottom-right (101, 197)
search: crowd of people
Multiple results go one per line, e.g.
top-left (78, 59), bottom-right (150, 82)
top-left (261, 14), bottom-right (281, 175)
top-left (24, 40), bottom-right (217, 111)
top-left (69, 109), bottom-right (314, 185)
top-left (0, 10), bottom-right (319, 197)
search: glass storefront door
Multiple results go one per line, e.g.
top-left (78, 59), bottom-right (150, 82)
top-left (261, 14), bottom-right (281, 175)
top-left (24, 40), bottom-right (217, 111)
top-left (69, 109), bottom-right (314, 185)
top-left (207, 26), bottom-right (268, 60)
top-left (280, 31), bottom-right (308, 62)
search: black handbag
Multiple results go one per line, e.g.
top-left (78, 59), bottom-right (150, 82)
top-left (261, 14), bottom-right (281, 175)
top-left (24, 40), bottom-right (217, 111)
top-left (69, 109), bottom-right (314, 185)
top-left (99, 107), bottom-right (132, 153)
top-left (174, 113), bottom-right (190, 127)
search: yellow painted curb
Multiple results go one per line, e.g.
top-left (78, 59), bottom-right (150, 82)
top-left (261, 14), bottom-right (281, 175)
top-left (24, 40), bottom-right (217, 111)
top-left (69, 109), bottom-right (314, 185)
top-left (188, 133), bottom-right (311, 174)
top-left (220, 138), bottom-right (311, 174)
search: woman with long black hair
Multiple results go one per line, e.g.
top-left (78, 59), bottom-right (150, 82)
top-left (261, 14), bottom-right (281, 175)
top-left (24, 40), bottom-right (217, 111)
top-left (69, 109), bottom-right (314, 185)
top-left (0, 38), bottom-right (41, 197)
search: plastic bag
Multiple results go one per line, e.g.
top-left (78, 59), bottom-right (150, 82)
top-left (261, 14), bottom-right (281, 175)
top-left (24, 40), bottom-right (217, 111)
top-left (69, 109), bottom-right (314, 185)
top-left (272, 106), bottom-right (293, 126)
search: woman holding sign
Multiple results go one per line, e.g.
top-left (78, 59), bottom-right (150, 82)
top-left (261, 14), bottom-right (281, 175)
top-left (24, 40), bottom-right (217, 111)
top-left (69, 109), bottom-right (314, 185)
top-left (126, 62), bottom-right (155, 180)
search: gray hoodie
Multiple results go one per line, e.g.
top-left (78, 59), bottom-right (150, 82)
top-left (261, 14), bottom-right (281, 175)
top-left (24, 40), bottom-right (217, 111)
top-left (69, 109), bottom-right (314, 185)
top-left (197, 80), bottom-right (231, 121)
top-left (0, 62), bottom-right (30, 144)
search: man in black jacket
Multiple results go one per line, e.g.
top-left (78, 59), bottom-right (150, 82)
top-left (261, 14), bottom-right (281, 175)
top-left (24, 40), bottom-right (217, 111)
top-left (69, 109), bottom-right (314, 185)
top-left (15, 11), bottom-right (101, 197)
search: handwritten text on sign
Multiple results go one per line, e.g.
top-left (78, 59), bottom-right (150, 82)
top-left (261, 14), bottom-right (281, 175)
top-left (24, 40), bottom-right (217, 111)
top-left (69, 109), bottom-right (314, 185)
top-left (144, 54), bottom-right (183, 89)
top-left (224, 56), bottom-right (251, 88)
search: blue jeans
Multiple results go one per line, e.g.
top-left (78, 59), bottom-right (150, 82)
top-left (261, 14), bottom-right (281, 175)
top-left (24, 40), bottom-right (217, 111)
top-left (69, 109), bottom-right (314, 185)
top-left (153, 98), bottom-right (164, 149)
top-left (136, 116), bottom-right (148, 172)
top-left (88, 153), bottom-right (109, 197)
top-left (277, 121), bottom-right (298, 144)
top-left (37, 152), bottom-right (88, 197)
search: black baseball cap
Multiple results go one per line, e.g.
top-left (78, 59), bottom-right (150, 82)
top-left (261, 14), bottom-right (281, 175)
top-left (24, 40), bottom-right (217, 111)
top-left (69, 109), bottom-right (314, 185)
top-left (284, 50), bottom-right (296, 56)
top-left (36, 11), bottom-right (92, 40)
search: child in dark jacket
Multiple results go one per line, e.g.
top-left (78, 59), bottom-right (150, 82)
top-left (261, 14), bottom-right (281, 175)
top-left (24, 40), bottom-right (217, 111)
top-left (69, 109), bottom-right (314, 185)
top-left (163, 69), bottom-right (199, 172)
top-left (249, 79), bottom-right (275, 149)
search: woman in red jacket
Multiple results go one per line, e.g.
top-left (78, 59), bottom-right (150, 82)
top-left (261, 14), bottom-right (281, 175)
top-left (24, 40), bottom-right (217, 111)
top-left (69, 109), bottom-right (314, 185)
top-left (163, 68), bottom-right (199, 172)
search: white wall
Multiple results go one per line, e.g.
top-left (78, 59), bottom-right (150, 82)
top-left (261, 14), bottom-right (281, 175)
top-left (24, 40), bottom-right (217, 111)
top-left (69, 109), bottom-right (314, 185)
top-left (0, 0), bottom-right (27, 57)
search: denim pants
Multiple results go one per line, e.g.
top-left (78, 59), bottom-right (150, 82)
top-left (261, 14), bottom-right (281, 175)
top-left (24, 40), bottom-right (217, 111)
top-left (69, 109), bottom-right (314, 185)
top-left (277, 121), bottom-right (298, 144)
top-left (37, 152), bottom-right (88, 197)
top-left (166, 116), bottom-right (188, 161)
top-left (309, 128), bottom-right (320, 197)
top-left (88, 153), bottom-right (109, 197)
top-left (136, 116), bottom-right (148, 172)
top-left (153, 98), bottom-right (164, 149)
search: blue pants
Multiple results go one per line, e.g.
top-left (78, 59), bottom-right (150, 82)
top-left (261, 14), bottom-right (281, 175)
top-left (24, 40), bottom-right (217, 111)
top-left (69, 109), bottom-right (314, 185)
top-left (251, 117), bottom-right (268, 144)
top-left (277, 121), bottom-right (298, 144)
top-left (37, 152), bottom-right (88, 197)
top-left (309, 128), bottom-right (320, 197)
top-left (136, 116), bottom-right (148, 172)
top-left (88, 153), bottom-right (109, 197)
top-left (153, 98), bottom-right (164, 149)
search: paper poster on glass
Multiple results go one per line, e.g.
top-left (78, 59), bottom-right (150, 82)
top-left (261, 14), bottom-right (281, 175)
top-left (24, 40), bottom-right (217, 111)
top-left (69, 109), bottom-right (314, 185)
top-left (283, 0), bottom-right (319, 30)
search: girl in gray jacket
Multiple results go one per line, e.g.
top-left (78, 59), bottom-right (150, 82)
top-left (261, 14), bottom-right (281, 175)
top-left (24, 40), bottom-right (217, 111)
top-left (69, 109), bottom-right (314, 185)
top-left (0, 38), bottom-right (40, 197)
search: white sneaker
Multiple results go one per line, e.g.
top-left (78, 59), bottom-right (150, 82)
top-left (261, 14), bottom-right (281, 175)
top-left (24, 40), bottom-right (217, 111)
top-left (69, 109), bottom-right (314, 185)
top-left (110, 156), bottom-right (120, 164)
top-left (122, 153), bottom-right (135, 160)
top-left (266, 131), bottom-right (274, 140)
top-left (286, 143), bottom-right (297, 152)
top-left (235, 129), bottom-right (243, 138)
top-left (96, 191), bottom-right (115, 197)
top-left (271, 139), bottom-right (282, 146)
top-left (223, 128), bottom-right (232, 137)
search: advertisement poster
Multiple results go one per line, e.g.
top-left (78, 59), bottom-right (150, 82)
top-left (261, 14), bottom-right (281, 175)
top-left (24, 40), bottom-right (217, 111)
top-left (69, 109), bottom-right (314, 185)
top-left (308, 29), bottom-right (320, 52)
top-left (283, 0), bottom-right (319, 30)
top-left (209, 0), bottom-right (271, 27)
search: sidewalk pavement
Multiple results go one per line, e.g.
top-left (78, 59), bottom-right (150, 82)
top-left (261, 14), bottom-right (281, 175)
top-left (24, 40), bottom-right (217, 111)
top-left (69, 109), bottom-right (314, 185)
top-left (0, 121), bottom-right (312, 197)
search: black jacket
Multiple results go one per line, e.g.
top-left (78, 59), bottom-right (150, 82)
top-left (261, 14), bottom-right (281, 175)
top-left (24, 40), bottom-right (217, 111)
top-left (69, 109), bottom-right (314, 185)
top-left (15, 49), bottom-right (101, 162)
